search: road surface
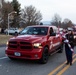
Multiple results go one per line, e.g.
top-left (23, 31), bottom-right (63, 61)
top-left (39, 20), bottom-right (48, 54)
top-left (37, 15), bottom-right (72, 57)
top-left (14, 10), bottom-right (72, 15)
top-left (0, 46), bottom-right (76, 75)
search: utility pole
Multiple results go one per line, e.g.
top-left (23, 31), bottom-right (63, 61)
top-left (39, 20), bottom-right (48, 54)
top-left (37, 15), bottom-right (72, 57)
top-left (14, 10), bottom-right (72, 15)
top-left (8, 11), bottom-right (17, 35)
top-left (0, 0), bottom-right (2, 8)
top-left (0, 0), bottom-right (2, 24)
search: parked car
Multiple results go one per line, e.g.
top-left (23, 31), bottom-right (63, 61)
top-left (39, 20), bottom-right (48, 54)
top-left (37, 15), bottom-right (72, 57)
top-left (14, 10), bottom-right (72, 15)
top-left (4, 28), bottom-right (19, 35)
top-left (5, 25), bottom-right (63, 64)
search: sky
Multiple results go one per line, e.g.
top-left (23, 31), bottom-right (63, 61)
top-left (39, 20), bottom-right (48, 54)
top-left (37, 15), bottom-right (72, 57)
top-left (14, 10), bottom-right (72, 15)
top-left (6, 0), bottom-right (76, 23)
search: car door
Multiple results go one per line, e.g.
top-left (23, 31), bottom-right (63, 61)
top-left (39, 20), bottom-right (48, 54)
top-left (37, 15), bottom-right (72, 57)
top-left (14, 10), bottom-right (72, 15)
top-left (52, 28), bottom-right (61, 50)
top-left (52, 34), bottom-right (60, 50)
top-left (50, 27), bottom-right (61, 51)
top-left (49, 27), bottom-right (56, 52)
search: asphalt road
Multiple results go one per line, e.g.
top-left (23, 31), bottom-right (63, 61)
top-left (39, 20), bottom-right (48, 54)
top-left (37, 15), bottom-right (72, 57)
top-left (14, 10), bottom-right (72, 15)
top-left (0, 46), bottom-right (76, 75)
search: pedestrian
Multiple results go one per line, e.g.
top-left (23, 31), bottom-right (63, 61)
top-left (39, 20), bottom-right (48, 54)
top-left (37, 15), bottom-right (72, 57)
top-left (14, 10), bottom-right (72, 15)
top-left (64, 29), bottom-right (74, 65)
top-left (50, 27), bottom-right (56, 36)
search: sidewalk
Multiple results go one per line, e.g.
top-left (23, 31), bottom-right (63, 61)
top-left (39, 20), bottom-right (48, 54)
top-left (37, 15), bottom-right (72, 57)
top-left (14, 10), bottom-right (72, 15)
top-left (0, 34), bottom-right (12, 47)
top-left (0, 44), bottom-right (6, 47)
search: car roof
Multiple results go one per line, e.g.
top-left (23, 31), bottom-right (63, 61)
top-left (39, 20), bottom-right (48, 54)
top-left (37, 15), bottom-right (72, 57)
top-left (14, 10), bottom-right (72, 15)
top-left (27, 25), bottom-right (57, 28)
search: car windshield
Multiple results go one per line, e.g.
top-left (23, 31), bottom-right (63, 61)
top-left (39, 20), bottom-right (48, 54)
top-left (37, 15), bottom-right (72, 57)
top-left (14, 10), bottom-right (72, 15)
top-left (20, 27), bottom-right (48, 35)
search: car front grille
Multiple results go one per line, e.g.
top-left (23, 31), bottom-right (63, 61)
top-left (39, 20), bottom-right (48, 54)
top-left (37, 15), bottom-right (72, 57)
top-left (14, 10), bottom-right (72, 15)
top-left (8, 41), bottom-right (32, 50)
top-left (20, 46), bottom-right (32, 49)
top-left (20, 42), bottom-right (31, 45)
top-left (9, 41), bottom-right (17, 44)
top-left (9, 45), bottom-right (17, 49)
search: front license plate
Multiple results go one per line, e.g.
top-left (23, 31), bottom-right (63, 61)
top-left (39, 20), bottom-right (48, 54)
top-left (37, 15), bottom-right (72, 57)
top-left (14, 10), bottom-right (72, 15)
top-left (14, 52), bottom-right (21, 56)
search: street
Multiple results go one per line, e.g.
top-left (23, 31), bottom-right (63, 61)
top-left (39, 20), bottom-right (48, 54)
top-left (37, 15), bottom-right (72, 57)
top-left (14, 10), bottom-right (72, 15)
top-left (0, 46), bottom-right (76, 75)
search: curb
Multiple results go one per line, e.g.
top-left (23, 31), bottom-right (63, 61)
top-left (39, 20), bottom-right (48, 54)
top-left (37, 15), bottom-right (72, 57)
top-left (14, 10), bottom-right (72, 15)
top-left (0, 44), bottom-right (6, 47)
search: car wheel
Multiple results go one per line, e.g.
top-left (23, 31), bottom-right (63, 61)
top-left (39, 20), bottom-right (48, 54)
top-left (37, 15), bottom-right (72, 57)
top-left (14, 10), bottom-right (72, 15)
top-left (40, 47), bottom-right (49, 64)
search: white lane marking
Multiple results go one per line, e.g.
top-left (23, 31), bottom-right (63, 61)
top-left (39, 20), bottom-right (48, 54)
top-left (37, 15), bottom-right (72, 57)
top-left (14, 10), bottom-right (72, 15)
top-left (0, 57), bottom-right (8, 60)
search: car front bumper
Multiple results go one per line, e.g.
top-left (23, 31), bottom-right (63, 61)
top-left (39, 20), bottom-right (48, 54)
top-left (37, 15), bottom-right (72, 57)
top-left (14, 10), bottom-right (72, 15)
top-left (5, 48), bottom-right (43, 60)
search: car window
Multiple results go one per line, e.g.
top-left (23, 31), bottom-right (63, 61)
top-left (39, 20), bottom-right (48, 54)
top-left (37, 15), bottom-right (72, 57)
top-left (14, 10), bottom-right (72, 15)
top-left (20, 27), bottom-right (48, 35)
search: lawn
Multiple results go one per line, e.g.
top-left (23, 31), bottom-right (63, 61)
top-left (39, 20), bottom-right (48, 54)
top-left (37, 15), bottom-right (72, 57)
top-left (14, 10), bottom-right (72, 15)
top-left (0, 34), bottom-right (12, 45)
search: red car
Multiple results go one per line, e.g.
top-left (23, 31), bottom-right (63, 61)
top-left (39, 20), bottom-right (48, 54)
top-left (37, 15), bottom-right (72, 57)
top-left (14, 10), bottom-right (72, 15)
top-left (5, 25), bottom-right (63, 64)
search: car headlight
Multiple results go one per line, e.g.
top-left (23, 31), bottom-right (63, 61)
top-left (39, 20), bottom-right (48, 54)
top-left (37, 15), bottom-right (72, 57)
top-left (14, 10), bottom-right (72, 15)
top-left (33, 43), bottom-right (42, 48)
top-left (6, 41), bottom-right (9, 45)
top-left (74, 35), bottom-right (76, 39)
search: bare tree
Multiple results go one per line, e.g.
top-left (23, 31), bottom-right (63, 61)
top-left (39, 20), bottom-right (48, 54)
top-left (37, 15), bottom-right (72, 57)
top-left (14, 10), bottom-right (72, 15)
top-left (1, 1), bottom-right (13, 28)
top-left (11, 0), bottom-right (21, 28)
top-left (63, 18), bottom-right (70, 24)
top-left (21, 5), bottom-right (42, 27)
top-left (62, 18), bottom-right (73, 29)
top-left (51, 14), bottom-right (62, 27)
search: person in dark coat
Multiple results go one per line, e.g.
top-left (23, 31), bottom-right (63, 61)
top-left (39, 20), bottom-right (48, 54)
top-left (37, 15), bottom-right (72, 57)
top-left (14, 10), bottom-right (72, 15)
top-left (64, 30), bottom-right (74, 65)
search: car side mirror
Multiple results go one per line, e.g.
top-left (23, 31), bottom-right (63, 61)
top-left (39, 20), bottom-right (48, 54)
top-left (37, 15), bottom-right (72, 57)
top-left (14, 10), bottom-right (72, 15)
top-left (14, 32), bottom-right (18, 36)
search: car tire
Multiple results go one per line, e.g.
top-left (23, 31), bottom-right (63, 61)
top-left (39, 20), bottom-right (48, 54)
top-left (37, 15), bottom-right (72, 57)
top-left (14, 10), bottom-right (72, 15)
top-left (39, 47), bottom-right (49, 64)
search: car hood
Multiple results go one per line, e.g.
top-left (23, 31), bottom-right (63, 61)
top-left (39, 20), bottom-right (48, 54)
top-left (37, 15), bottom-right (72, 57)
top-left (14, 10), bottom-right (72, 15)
top-left (10, 35), bottom-right (46, 43)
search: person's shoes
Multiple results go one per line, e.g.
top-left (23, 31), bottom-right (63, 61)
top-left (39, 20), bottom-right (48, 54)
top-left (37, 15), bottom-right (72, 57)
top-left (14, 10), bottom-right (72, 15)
top-left (66, 62), bottom-right (69, 65)
top-left (70, 63), bottom-right (72, 66)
